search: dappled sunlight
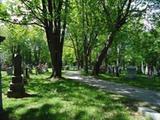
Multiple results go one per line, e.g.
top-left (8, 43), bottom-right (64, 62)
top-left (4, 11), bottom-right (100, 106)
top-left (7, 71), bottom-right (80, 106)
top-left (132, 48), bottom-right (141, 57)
top-left (64, 71), bottom-right (160, 107)
top-left (1, 72), bottom-right (145, 120)
top-left (100, 74), bottom-right (160, 91)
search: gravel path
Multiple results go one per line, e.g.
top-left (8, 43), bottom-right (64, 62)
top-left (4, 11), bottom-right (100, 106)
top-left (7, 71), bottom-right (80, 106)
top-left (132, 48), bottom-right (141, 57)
top-left (64, 71), bottom-right (160, 107)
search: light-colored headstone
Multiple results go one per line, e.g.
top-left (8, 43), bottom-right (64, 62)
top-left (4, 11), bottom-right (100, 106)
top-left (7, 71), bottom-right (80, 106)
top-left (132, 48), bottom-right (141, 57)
top-left (138, 107), bottom-right (160, 120)
top-left (6, 67), bottom-right (13, 75)
top-left (127, 66), bottom-right (136, 80)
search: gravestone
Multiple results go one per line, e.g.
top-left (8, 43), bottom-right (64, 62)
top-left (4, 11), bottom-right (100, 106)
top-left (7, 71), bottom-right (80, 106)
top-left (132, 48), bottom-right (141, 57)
top-left (36, 63), bottom-right (48, 74)
top-left (100, 65), bottom-right (107, 73)
top-left (23, 64), bottom-right (29, 84)
top-left (6, 66), bottom-right (13, 75)
top-left (138, 107), bottom-right (160, 120)
top-left (127, 66), bottom-right (137, 80)
top-left (7, 49), bottom-right (26, 98)
top-left (25, 67), bottom-right (29, 79)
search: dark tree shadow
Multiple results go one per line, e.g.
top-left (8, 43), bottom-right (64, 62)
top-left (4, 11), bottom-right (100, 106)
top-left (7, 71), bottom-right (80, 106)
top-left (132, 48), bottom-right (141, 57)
top-left (0, 111), bottom-right (9, 120)
top-left (19, 104), bottom-right (70, 120)
top-left (24, 93), bottom-right (41, 98)
top-left (4, 74), bottom-right (143, 120)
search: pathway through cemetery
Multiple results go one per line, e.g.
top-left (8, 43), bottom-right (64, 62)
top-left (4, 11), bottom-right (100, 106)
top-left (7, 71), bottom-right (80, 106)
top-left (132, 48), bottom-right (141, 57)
top-left (64, 71), bottom-right (160, 107)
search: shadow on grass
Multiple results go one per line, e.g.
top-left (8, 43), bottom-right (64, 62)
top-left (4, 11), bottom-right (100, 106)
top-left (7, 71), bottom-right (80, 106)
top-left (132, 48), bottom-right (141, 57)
top-left (19, 103), bottom-right (70, 120)
top-left (3, 73), bottom-right (143, 120)
top-left (0, 111), bottom-right (9, 120)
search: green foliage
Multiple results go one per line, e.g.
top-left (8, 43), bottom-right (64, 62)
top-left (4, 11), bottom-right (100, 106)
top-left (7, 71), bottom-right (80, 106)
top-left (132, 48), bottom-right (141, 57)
top-left (1, 0), bottom-right (160, 71)
top-left (63, 40), bottom-right (75, 65)
top-left (0, 25), bottom-right (50, 65)
top-left (0, 3), bottom-right (9, 19)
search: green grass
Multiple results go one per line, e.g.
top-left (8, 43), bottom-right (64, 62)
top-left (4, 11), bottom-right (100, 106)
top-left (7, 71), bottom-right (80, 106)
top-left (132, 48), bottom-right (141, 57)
top-left (2, 72), bottom-right (145, 120)
top-left (99, 73), bottom-right (160, 91)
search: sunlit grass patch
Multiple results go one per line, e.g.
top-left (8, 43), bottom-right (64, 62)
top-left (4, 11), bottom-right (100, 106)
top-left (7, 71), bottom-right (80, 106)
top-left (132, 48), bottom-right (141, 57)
top-left (2, 72), bottom-right (145, 120)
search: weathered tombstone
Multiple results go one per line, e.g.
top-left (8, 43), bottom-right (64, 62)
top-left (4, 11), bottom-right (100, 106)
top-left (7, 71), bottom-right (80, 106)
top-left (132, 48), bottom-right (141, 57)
top-left (138, 107), bottom-right (160, 120)
top-left (36, 64), bottom-right (43, 74)
top-left (23, 64), bottom-right (29, 84)
top-left (107, 65), bottom-right (112, 73)
top-left (127, 66), bottom-right (137, 80)
top-left (6, 66), bottom-right (13, 75)
top-left (65, 65), bottom-right (69, 70)
top-left (25, 67), bottom-right (29, 79)
top-left (100, 65), bottom-right (107, 73)
top-left (28, 66), bottom-right (32, 73)
top-left (7, 48), bottom-right (26, 98)
top-left (157, 67), bottom-right (160, 77)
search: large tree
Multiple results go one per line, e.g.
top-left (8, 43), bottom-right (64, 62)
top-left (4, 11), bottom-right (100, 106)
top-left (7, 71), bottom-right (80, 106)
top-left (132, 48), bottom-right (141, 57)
top-left (68, 0), bottom-right (104, 72)
top-left (93, 0), bottom-right (135, 75)
top-left (0, 0), bottom-right (69, 78)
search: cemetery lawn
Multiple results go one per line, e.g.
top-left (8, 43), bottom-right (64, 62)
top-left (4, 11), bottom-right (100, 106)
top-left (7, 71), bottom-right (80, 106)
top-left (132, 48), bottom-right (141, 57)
top-left (99, 74), bottom-right (160, 91)
top-left (2, 72), bottom-right (145, 120)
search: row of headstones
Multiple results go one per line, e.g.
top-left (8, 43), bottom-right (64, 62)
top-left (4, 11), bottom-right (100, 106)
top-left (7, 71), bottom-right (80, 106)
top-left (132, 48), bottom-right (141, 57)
top-left (100, 65), bottom-right (137, 79)
top-left (5, 63), bottom-right (48, 76)
top-left (106, 65), bottom-right (158, 79)
top-left (6, 50), bottom-right (49, 98)
top-left (35, 63), bottom-right (48, 74)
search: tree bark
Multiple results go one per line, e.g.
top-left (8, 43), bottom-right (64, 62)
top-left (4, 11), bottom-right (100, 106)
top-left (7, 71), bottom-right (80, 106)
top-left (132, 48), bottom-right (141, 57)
top-left (92, 0), bottom-right (132, 75)
top-left (84, 36), bottom-right (88, 74)
top-left (41, 0), bottom-right (68, 78)
top-left (93, 31), bottom-right (117, 75)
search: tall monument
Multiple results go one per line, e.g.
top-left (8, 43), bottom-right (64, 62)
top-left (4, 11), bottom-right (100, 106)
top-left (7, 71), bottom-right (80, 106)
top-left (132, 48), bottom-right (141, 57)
top-left (7, 47), bottom-right (26, 98)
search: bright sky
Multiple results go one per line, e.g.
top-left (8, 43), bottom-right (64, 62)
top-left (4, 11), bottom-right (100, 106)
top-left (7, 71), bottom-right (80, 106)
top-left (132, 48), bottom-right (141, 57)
top-left (0, 0), bottom-right (6, 3)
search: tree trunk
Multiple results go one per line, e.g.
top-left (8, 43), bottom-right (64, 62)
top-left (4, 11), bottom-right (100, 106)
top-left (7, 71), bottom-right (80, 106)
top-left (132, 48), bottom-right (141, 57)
top-left (92, 0), bottom-right (132, 75)
top-left (52, 32), bottom-right (62, 78)
top-left (84, 53), bottom-right (88, 73)
top-left (93, 31), bottom-right (117, 75)
top-left (46, 30), bottom-right (62, 78)
top-left (80, 55), bottom-right (84, 68)
top-left (89, 51), bottom-right (92, 70)
top-left (115, 66), bottom-right (119, 77)
top-left (141, 61), bottom-right (145, 74)
top-left (84, 37), bottom-right (88, 73)
top-left (148, 64), bottom-right (153, 79)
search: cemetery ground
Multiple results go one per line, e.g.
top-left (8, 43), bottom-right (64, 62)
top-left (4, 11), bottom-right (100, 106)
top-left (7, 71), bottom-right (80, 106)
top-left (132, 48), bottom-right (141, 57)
top-left (99, 74), bottom-right (160, 92)
top-left (2, 71), bottom-right (146, 120)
